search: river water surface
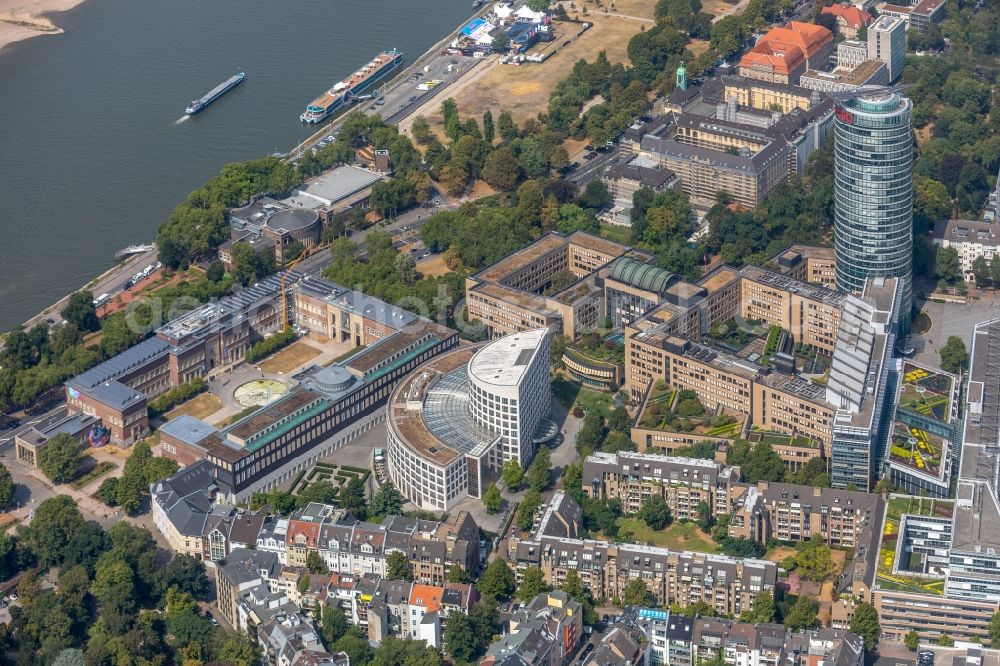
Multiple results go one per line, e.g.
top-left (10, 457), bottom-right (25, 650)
top-left (0, 0), bottom-right (474, 329)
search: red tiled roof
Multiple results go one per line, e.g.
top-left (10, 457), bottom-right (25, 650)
top-left (755, 21), bottom-right (834, 59)
top-left (740, 41), bottom-right (806, 76)
top-left (821, 4), bottom-right (873, 29)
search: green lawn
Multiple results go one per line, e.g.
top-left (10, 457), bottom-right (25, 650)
top-left (617, 518), bottom-right (718, 553)
top-left (551, 376), bottom-right (612, 416)
top-left (600, 223), bottom-right (632, 245)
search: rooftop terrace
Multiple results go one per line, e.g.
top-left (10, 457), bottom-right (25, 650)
top-left (390, 347), bottom-right (497, 467)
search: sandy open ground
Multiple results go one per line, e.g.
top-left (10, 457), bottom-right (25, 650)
top-left (405, 4), bottom-right (657, 134)
top-left (0, 0), bottom-right (86, 53)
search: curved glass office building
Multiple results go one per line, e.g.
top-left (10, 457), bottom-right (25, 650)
top-left (833, 92), bottom-right (913, 328)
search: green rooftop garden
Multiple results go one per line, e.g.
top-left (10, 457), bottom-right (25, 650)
top-left (888, 422), bottom-right (946, 477)
top-left (705, 317), bottom-right (768, 351)
top-left (897, 362), bottom-right (954, 425)
top-left (746, 430), bottom-right (821, 449)
top-left (569, 332), bottom-right (626, 366)
top-left (637, 385), bottom-right (742, 437)
top-left (876, 497), bottom-right (955, 597)
top-left (876, 496), bottom-right (955, 595)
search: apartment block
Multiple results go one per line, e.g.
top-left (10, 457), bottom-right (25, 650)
top-left (506, 493), bottom-right (777, 616)
top-left (481, 591), bottom-right (584, 666)
top-left (583, 451), bottom-right (883, 550)
top-left (261, 503), bottom-right (481, 583)
top-left (728, 480), bottom-right (884, 549)
top-left (627, 607), bottom-right (865, 666)
top-left (933, 219), bottom-right (1000, 282)
top-left (583, 451), bottom-right (741, 519)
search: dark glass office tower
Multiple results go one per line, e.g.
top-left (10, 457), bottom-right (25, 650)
top-left (834, 92), bottom-right (913, 328)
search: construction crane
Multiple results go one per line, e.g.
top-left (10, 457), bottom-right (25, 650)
top-left (280, 242), bottom-right (331, 330)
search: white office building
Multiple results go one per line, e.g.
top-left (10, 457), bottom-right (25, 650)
top-left (868, 15), bottom-right (907, 82)
top-left (386, 330), bottom-right (556, 511)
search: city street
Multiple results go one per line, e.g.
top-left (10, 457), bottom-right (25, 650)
top-left (568, 146), bottom-right (627, 187)
top-left (0, 404), bottom-right (68, 454)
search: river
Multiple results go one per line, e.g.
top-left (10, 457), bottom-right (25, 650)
top-left (0, 0), bottom-right (475, 330)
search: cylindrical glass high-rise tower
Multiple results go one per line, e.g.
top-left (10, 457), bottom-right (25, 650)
top-left (834, 91), bottom-right (913, 328)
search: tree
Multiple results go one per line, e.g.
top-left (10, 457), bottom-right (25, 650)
top-left (216, 631), bottom-right (262, 666)
top-left (517, 566), bottom-right (550, 601)
top-left (483, 110), bottom-right (495, 143)
top-left (990, 610), bottom-right (1000, 647)
top-left (143, 456), bottom-right (179, 485)
top-left (905, 630), bottom-right (920, 651)
top-left (578, 180), bottom-right (611, 210)
top-left (784, 595), bottom-right (819, 631)
top-left (502, 460), bottom-right (524, 491)
top-left (482, 147), bottom-right (522, 191)
top-left (437, 164), bottom-right (468, 196)
top-left (850, 602), bottom-right (880, 652)
top-left (162, 553), bottom-right (211, 599)
top-left (497, 111), bottom-right (518, 142)
top-left (938, 634), bottom-right (954, 646)
top-left (517, 490), bottom-right (542, 530)
top-left (92, 559), bottom-right (137, 634)
top-left (38, 432), bottom-right (83, 483)
top-left (340, 477), bottom-right (366, 511)
top-left (448, 564), bottom-right (471, 584)
top-left (740, 441), bottom-right (786, 483)
top-left (623, 578), bottom-right (653, 607)
top-left (322, 607), bottom-right (350, 647)
top-left (0, 463), bottom-right (14, 509)
top-left (939, 336), bottom-right (969, 374)
top-left (307, 550), bottom-right (329, 574)
top-left (792, 535), bottom-right (834, 582)
top-left (113, 443), bottom-right (149, 515)
top-left (61, 291), bottom-right (100, 332)
top-left (483, 483), bottom-right (502, 514)
top-left (492, 32), bottom-right (511, 51)
top-left (640, 495), bottom-right (671, 530)
top-left (973, 255), bottom-right (990, 286)
top-left (526, 446), bottom-right (551, 492)
top-left (740, 589), bottom-right (775, 624)
top-left (695, 500), bottom-right (712, 531)
top-left (53, 648), bottom-right (86, 666)
top-left (720, 536), bottom-right (764, 558)
top-left (477, 558), bottom-right (515, 600)
top-left (386, 551), bottom-right (411, 581)
top-left (99, 312), bottom-right (141, 357)
top-left (526, 0), bottom-right (550, 10)
top-left (295, 480), bottom-right (338, 509)
top-left (206, 259), bottom-right (225, 282)
top-left (411, 115), bottom-right (433, 144)
top-left (370, 481), bottom-right (405, 518)
top-left (444, 612), bottom-right (484, 662)
top-left (936, 246), bottom-right (960, 282)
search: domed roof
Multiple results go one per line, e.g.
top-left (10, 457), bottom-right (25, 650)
top-left (310, 365), bottom-right (356, 394)
top-left (609, 257), bottom-right (676, 295)
top-left (266, 208), bottom-right (320, 232)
